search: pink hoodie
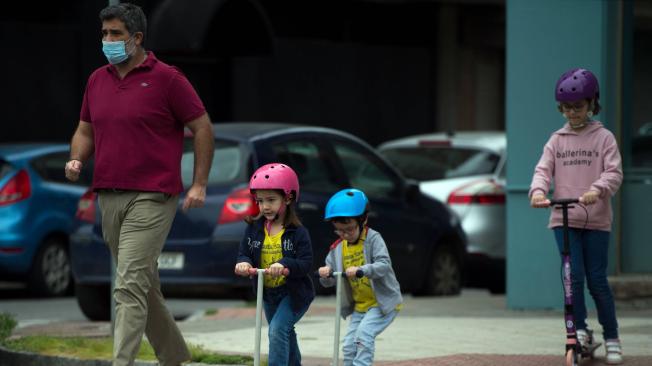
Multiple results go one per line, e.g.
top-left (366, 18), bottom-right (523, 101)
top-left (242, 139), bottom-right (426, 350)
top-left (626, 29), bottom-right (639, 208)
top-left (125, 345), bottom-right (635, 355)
top-left (529, 121), bottom-right (623, 231)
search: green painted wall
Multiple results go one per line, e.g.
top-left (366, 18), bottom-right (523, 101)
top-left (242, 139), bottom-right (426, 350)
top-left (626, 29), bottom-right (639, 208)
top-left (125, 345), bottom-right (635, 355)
top-left (505, 0), bottom-right (620, 309)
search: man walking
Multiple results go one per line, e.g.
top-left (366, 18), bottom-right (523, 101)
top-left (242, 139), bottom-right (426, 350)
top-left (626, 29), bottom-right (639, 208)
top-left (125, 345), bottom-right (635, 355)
top-left (65, 3), bottom-right (214, 366)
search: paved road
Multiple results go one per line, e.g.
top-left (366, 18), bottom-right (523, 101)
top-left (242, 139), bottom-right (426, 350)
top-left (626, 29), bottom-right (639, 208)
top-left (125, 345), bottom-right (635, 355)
top-left (0, 282), bottom-right (241, 323)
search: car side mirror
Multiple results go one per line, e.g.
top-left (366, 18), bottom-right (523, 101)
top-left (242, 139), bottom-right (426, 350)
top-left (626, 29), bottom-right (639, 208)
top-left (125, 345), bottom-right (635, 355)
top-left (404, 180), bottom-right (420, 203)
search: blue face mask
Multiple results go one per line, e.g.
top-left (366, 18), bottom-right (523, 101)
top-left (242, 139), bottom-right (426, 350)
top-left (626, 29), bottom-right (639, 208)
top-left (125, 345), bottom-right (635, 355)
top-left (102, 37), bottom-right (133, 65)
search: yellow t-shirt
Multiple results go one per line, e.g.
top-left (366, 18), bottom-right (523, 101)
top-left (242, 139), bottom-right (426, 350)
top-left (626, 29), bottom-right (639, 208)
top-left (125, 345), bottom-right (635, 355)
top-left (261, 228), bottom-right (286, 288)
top-left (342, 230), bottom-right (378, 312)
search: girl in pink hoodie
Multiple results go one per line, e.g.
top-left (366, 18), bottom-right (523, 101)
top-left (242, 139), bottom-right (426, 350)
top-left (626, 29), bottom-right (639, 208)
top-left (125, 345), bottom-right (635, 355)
top-left (529, 68), bottom-right (623, 364)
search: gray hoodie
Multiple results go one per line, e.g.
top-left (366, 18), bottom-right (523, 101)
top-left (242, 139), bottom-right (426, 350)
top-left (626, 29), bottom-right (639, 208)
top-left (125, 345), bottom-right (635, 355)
top-left (319, 227), bottom-right (403, 318)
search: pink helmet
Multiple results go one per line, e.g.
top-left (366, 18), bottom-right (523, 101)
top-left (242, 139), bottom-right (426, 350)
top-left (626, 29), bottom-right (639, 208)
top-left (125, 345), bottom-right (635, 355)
top-left (249, 163), bottom-right (300, 202)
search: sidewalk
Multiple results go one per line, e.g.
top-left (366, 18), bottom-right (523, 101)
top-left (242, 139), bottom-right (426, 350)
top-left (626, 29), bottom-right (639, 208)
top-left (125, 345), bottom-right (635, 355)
top-left (180, 290), bottom-right (652, 365)
top-left (11, 290), bottom-right (652, 365)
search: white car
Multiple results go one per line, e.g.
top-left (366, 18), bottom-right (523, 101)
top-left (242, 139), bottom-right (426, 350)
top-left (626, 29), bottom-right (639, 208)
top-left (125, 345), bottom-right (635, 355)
top-left (378, 131), bottom-right (506, 293)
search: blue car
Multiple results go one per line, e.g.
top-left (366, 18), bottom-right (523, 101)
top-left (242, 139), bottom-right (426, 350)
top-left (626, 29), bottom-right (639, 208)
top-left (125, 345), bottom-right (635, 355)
top-left (70, 123), bottom-right (467, 320)
top-left (0, 143), bottom-right (92, 296)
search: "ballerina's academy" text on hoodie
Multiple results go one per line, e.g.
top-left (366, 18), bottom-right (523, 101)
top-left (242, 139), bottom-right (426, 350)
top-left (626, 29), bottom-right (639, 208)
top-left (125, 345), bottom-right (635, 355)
top-left (529, 121), bottom-right (623, 231)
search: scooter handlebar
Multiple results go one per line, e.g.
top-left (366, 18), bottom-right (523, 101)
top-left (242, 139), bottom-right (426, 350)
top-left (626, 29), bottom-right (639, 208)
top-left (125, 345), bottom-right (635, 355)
top-left (247, 267), bottom-right (290, 276)
top-left (549, 198), bottom-right (579, 205)
top-left (315, 269), bottom-right (365, 278)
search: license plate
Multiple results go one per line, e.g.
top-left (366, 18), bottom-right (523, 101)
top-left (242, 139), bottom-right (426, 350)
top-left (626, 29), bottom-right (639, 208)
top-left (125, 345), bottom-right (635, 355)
top-left (158, 252), bottom-right (184, 270)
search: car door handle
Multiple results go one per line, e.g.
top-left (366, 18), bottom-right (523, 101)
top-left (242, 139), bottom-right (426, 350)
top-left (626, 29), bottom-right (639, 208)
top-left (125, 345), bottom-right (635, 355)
top-left (298, 202), bottom-right (319, 211)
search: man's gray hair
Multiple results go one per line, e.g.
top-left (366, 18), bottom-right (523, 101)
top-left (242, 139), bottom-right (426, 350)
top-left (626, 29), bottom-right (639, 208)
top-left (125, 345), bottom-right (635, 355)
top-left (99, 3), bottom-right (147, 44)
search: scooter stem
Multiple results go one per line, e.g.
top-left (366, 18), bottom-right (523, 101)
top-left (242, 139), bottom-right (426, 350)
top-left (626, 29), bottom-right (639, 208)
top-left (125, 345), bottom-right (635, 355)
top-left (254, 268), bottom-right (264, 366)
top-left (549, 198), bottom-right (581, 363)
top-left (333, 271), bottom-right (342, 366)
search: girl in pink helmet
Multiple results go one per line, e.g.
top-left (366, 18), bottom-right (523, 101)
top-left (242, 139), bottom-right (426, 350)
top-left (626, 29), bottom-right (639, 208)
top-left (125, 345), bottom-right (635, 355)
top-left (234, 163), bottom-right (314, 366)
top-left (530, 68), bottom-right (624, 364)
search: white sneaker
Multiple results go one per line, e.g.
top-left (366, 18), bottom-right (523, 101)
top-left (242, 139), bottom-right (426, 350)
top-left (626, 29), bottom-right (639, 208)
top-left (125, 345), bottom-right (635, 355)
top-left (576, 329), bottom-right (589, 349)
top-left (605, 339), bottom-right (623, 364)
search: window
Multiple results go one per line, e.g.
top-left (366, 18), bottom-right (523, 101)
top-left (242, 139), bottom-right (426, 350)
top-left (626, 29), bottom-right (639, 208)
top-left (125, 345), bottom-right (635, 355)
top-left (181, 139), bottom-right (244, 187)
top-left (631, 129), bottom-right (652, 168)
top-left (271, 140), bottom-right (339, 193)
top-left (332, 142), bottom-right (398, 199)
top-left (381, 147), bottom-right (500, 181)
top-left (31, 152), bottom-right (93, 186)
top-left (630, 1), bottom-right (652, 168)
top-left (498, 156), bottom-right (507, 179)
top-left (0, 160), bottom-right (12, 181)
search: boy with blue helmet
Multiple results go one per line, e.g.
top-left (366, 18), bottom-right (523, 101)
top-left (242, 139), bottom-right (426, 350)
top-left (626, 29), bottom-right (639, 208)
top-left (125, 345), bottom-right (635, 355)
top-left (318, 188), bottom-right (402, 366)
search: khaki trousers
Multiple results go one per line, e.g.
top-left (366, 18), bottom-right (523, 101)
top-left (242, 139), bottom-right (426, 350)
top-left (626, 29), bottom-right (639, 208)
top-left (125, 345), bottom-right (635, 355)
top-left (98, 191), bottom-right (190, 366)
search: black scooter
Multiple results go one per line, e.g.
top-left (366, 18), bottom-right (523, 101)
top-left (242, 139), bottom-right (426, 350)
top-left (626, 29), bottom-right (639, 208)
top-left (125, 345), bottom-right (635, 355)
top-left (549, 198), bottom-right (601, 366)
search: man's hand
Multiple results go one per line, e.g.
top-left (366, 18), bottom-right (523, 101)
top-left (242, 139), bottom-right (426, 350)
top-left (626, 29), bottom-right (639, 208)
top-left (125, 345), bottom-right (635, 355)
top-left (580, 190), bottom-right (600, 205)
top-left (530, 193), bottom-right (550, 208)
top-left (182, 183), bottom-right (207, 212)
top-left (65, 160), bottom-right (83, 182)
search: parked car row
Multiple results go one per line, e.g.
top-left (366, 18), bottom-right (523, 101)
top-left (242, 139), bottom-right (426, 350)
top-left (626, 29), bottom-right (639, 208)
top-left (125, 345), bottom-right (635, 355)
top-left (69, 123), bottom-right (468, 320)
top-left (1, 124), bottom-right (508, 320)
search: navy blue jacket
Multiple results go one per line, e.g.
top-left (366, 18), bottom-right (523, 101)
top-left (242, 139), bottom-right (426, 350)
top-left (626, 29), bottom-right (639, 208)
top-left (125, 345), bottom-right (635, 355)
top-left (237, 219), bottom-right (315, 312)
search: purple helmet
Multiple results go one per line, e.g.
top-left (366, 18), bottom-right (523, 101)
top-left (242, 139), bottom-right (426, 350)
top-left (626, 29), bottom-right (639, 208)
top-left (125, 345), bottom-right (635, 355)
top-left (555, 68), bottom-right (599, 102)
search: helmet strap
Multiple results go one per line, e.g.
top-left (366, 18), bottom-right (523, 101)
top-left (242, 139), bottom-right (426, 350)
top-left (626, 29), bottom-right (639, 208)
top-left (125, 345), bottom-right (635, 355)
top-left (564, 105), bottom-right (592, 130)
top-left (569, 121), bottom-right (586, 130)
top-left (265, 202), bottom-right (287, 233)
top-left (350, 217), bottom-right (368, 244)
top-left (350, 225), bottom-right (367, 244)
top-left (277, 203), bottom-right (287, 222)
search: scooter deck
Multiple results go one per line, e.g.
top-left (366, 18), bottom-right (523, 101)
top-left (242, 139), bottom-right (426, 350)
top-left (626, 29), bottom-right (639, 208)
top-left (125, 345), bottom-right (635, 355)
top-left (581, 342), bottom-right (602, 358)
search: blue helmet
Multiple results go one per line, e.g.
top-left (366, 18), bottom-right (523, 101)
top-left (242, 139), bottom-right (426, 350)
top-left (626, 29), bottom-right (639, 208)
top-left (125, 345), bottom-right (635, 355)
top-left (324, 188), bottom-right (369, 220)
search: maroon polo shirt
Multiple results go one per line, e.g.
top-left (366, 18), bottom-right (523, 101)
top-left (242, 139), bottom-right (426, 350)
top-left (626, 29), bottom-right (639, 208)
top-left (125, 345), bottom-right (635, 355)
top-left (80, 52), bottom-right (206, 194)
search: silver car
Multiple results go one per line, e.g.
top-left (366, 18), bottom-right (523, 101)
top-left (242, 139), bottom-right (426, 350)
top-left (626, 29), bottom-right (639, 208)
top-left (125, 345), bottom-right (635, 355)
top-left (378, 131), bottom-right (506, 293)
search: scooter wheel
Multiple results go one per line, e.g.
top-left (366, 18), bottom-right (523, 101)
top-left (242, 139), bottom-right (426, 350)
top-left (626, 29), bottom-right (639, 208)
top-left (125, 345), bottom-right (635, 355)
top-left (565, 349), bottom-right (578, 366)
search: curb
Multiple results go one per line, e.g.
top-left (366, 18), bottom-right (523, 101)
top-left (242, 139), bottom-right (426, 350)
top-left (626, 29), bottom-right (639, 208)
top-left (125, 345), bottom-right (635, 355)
top-left (0, 345), bottom-right (244, 366)
top-left (0, 345), bottom-right (114, 366)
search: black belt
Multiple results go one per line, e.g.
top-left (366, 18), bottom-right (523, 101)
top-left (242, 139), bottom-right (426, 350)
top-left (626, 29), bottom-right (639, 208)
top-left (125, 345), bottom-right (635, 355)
top-left (96, 188), bottom-right (130, 193)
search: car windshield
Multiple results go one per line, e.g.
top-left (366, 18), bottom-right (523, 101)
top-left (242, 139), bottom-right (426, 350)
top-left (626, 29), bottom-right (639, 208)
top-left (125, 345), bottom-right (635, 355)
top-left (181, 138), bottom-right (244, 187)
top-left (381, 146), bottom-right (500, 181)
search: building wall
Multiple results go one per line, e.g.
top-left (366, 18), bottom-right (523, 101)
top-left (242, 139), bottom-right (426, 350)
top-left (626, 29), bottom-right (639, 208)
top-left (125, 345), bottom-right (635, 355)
top-left (231, 39), bottom-right (435, 146)
top-left (0, 0), bottom-right (507, 148)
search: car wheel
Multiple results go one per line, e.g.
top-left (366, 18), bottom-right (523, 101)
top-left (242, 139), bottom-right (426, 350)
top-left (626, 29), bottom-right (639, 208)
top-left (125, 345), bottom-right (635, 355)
top-left (488, 281), bottom-right (506, 295)
top-left (488, 260), bottom-right (506, 294)
top-left (28, 238), bottom-right (73, 297)
top-left (422, 244), bottom-right (462, 296)
top-left (76, 284), bottom-right (111, 321)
